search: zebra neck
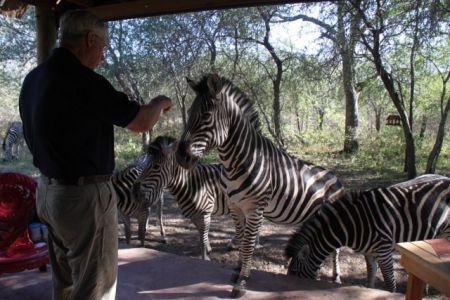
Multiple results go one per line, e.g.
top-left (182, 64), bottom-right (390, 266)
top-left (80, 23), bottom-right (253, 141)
top-left (218, 116), bottom-right (261, 170)
top-left (168, 158), bottom-right (190, 192)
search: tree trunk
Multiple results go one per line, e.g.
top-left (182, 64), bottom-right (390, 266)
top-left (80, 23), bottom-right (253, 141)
top-left (338, 1), bottom-right (361, 154)
top-left (426, 95), bottom-right (450, 173)
top-left (342, 58), bottom-right (359, 153)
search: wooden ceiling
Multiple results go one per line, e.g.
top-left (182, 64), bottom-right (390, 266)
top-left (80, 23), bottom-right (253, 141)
top-left (1, 0), bottom-right (323, 21)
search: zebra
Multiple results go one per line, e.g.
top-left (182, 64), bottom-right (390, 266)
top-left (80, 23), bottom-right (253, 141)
top-left (176, 73), bottom-right (345, 298)
top-left (285, 174), bottom-right (450, 293)
top-left (113, 155), bottom-right (166, 246)
top-left (134, 135), bottom-right (260, 260)
top-left (2, 121), bottom-right (24, 161)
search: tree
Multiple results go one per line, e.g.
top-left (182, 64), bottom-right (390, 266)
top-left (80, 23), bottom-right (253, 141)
top-left (278, 2), bottom-right (363, 153)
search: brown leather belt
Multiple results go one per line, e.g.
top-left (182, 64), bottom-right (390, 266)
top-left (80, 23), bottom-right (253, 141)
top-left (41, 174), bottom-right (111, 186)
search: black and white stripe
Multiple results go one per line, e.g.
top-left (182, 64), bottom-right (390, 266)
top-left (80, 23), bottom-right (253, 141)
top-left (176, 74), bottom-right (345, 297)
top-left (285, 174), bottom-right (450, 292)
top-left (112, 157), bottom-right (166, 246)
top-left (135, 135), bottom-right (240, 260)
top-left (2, 121), bottom-right (23, 161)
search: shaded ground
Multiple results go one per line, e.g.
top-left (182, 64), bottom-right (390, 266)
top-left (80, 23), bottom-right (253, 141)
top-left (118, 165), bottom-right (446, 299)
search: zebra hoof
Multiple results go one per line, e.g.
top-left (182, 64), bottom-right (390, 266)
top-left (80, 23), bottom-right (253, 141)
top-left (230, 272), bottom-right (239, 283)
top-left (161, 238), bottom-right (168, 244)
top-left (334, 277), bottom-right (342, 284)
top-left (227, 244), bottom-right (239, 251)
top-left (231, 280), bottom-right (247, 298)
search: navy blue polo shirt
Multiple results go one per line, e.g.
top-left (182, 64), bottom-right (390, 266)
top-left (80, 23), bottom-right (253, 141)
top-left (19, 47), bottom-right (140, 178)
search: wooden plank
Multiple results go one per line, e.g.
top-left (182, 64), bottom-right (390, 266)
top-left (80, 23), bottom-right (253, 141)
top-left (87, 0), bottom-right (323, 21)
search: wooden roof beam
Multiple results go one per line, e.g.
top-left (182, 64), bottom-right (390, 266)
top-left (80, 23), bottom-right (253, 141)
top-left (89, 0), bottom-right (316, 21)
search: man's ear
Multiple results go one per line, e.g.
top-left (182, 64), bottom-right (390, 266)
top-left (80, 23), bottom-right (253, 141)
top-left (86, 31), bottom-right (96, 48)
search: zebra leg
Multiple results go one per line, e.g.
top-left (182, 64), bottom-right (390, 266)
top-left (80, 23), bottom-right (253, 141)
top-left (13, 143), bottom-right (19, 160)
top-left (332, 248), bottom-right (342, 284)
top-left (137, 208), bottom-right (150, 247)
top-left (227, 211), bottom-right (243, 251)
top-left (3, 144), bottom-right (11, 161)
top-left (231, 207), bottom-right (265, 299)
top-left (228, 204), bottom-right (246, 275)
top-left (365, 254), bottom-right (378, 288)
top-left (377, 254), bottom-right (396, 292)
top-left (191, 214), bottom-right (212, 260)
top-left (157, 195), bottom-right (167, 243)
top-left (119, 212), bottom-right (132, 244)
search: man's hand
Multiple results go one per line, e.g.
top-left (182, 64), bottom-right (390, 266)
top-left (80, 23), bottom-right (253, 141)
top-left (150, 95), bottom-right (172, 113)
top-left (127, 95), bottom-right (173, 133)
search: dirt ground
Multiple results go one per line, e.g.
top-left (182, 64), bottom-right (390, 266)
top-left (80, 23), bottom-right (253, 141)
top-left (118, 166), bottom-right (447, 299)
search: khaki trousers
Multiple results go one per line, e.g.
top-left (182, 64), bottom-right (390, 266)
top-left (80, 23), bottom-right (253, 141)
top-left (37, 178), bottom-right (118, 300)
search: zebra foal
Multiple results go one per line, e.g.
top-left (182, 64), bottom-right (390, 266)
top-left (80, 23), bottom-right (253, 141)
top-left (113, 156), bottom-right (166, 246)
top-left (285, 174), bottom-right (450, 292)
top-left (176, 73), bottom-right (344, 298)
top-left (134, 135), bottom-right (244, 260)
top-left (2, 121), bottom-right (24, 161)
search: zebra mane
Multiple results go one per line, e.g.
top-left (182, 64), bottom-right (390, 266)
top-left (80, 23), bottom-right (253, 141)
top-left (195, 74), bottom-right (260, 131)
top-left (146, 135), bottom-right (177, 158)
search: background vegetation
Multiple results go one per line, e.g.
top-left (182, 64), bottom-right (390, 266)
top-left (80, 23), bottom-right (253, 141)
top-left (1, 1), bottom-right (449, 184)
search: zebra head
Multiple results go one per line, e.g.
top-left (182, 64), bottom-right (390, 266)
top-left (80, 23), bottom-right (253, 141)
top-left (177, 73), bottom-right (232, 169)
top-left (134, 136), bottom-right (178, 206)
top-left (285, 225), bottom-right (321, 280)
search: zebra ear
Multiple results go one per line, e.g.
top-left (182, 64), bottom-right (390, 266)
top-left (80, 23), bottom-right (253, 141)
top-left (206, 73), bottom-right (223, 97)
top-left (186, 77), bottom-right (198, 92)
top-left (297, 245), bottom-right (310, 261)
top-left (161, 141), bottom-right (178, 158)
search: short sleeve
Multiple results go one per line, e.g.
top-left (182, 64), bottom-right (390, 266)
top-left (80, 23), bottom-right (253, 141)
top-left (82, 72), bottom-right (140, 128)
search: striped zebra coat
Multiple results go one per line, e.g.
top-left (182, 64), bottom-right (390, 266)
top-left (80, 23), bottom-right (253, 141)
top-left (113, 157), bottom-right (166, 246)
top-left (2, 121), bottom-right (23, 161)
top-left (176, 73), bottom-right (345, 298)
top-left (285, 174), bottom-right (450, 292)
top-left (134, 135), bottom-right (244, 260)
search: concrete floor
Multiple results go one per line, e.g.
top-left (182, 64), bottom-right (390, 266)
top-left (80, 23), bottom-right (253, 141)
top-left (0, 248), bottom-right (404, 300)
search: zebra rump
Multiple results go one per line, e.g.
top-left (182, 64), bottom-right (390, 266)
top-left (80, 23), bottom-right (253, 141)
top-left (285, 174), bottom-right (450, 292)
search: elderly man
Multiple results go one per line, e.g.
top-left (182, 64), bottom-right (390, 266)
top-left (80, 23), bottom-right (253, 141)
top-left (19, 9), bottom-right (172, 300)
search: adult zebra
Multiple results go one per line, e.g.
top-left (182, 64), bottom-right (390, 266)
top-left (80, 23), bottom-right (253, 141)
top-left (2, 121), bottom-right (24, 161)
top-left (113, 155), bottom-right (166, 246)
top-left (176, 73), bottom-right (345, 298)
top-left (134, 135), bottom-right (258, 260)
top-left (285, 174), bottom-right (450, 292)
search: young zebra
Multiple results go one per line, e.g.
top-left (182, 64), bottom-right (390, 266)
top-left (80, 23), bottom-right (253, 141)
top-left (176, 73), bottom-right (345, 298)
top-left (113, 156), bottom-right (166, 246)
top-left (2, 121), bottom-right (24, 161)
top-left (285, 175), bottom-right (450, 292)
top-left (134, 135), bottom-right (250, 260)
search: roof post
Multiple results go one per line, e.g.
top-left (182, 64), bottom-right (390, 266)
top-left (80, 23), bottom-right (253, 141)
top-left (36, 5), bottom-right (57, 64)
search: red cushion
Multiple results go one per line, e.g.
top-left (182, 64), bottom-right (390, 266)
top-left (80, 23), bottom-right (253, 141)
top-left (0, 172), bottom-right (48, 274)
top-left (0, 172), bottom-right (37, 250)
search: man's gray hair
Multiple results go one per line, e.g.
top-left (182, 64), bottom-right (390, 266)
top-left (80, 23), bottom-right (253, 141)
top-left (58, 10), bottom-right (106, 43)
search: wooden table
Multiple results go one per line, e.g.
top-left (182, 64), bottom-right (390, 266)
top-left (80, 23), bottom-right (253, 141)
top-left (396, 238), bottom-right (450, 300)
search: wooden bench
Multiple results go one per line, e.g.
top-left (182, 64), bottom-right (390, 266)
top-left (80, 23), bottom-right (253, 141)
top-left (396, 238), bottom-right (450, 300)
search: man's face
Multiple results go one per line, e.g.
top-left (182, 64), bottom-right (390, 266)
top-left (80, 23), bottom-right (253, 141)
top-left (86, 29), bottom-right (109, 69)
